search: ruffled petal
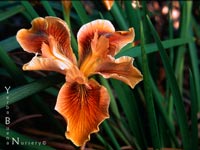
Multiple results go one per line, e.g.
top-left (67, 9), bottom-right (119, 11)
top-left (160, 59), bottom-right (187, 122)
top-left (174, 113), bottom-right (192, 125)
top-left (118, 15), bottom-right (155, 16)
top-left (77, 19), bottom-right (134, 65)
top-left (55, 79), bottom-right (110, 146)
top-left (16, 16), bottom-right (76, 64)
top-left (79, 31), bottom-right (137, 83)
top-left (77, 19), bottom-right (114, 65)
top-left (23, 55), bottom-right (66, 75)
top-left (94, 56), bottom-right (143, 88)
top-left (22, 42), bottom-right (74, 74)
top-left (106, 28), bottom-right (134, 56)
top-left (80, 33), bottom-right (110, 77)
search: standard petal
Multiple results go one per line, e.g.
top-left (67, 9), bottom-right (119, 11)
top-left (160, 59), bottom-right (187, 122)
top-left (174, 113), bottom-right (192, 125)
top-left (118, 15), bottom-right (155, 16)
top-left (77, 19), bottom-right (115, 65)
top-left (94, 56), bottom-right (143, 88)
top-left (77, 19), bottom-right (134, 65)
top-left (16, 16), bottom-right (76, 64)
top-left (106, 28), bottom-right (135, 56)
top-left (16, 17), bottom-right (47, 53)
top-left (79, 33), bottom-right (110, 77)
top-left (55, 79), bottom-right (110, 146)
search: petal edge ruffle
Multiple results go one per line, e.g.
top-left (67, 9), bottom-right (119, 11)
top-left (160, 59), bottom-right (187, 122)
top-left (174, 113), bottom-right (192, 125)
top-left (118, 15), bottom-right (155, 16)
top-left (16, 16), bottom-right (76, 64)
top-left (23, 55), bottom-right (67, 75)
top-left (94, 56), bottom-right (143, 88)
top-left (55, 79), bottom-right (110, 146)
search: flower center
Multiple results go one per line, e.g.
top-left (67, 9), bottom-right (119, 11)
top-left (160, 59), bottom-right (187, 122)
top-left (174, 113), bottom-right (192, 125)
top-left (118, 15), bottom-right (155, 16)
top-left (79, 54), bottom-right (99, 77)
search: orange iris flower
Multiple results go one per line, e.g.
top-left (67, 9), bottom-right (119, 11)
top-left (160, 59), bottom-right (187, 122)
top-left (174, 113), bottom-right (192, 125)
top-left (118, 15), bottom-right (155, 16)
top-left (16, 16), bottom-right (143, 146)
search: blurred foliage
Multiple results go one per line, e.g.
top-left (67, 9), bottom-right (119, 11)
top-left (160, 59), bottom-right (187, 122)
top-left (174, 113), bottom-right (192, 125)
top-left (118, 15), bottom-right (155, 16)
top-left (0, 0), bottom-right (199, 150)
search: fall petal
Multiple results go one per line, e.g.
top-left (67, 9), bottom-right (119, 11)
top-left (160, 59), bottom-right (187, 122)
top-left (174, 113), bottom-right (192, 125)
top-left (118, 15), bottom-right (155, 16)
top-left (94, 56), bottom-right (143, 88)
top-left (16, 16), bottom-right (76, 64)
top-left (55, 79), bottom-right (110, 146)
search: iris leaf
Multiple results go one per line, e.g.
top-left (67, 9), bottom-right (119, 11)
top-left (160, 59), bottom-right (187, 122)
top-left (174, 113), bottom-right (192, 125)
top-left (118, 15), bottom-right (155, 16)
top-left (116, 37), bottom-right (193, 58)
top-left (72, 1), bottom-right (90, 24)
top-left (0, 36), bottom-right (19, 52)
top-left (0, 74), bottom-right (63, 109)
top-left (21, 1), bottom-right (39, 19)
top-left (41, 1), bottom-right (56, 17)
top-left (0, 5), bottom-right (24, 21)
top-left (139, 12), bottom-right (161, 149)
top-left (189, 70), bottom-right (198, 150)
top-left (146, 15), bottom-right (191, 150)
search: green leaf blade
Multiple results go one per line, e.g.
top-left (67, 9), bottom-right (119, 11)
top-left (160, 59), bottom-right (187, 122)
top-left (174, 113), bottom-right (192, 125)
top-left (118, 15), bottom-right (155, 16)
top-left (146, 15), bottom-right (191, 150)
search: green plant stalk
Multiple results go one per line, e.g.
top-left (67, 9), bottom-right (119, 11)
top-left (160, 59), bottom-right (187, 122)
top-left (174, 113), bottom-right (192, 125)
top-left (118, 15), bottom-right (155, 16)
top-left (188, 22), bottom-right (200, 112)
top-left (147, 15), bottom-right (191, 150)
top-left (62, 2), bottom-right (78, 57)
top-left (0, 68), bottom-right (11, 77)
top-left (167, 95), bottom-right (174, 127)
top-left (70, 32), bottom-right (78, 57)
top-left (0, 36), bottom-right (20, 52)
top-left (72, 1), bottom-right (90, 24)
top-left (111, 124), bottom-right (131, 146)
top-left (24, 75), bottom-right (59, 97)
top-left (0, 74), bottom-right (63, 109)
top-left (0, 47), bottom-right (25, 85)
top-left (124, 1), bottom-right (140, 40)
top-left (140, 17), bottom-right (161, 150)
top-left (167, 4), bottom-right (174, 129)
top-left (116, 119), bottom-right (138, 147)
top-left (0, 73), bottom-right (65, 134)
top-left (110, 80), bottom-right (147, 149)
top-left (133, 44), bottom-right (178, 146)
top-left (166, 2), bottom-right (174, 95)
top-left (158, 117), bottom-right (164, 147)
top-left (21, 1), bottom-right (39, 19)
top-left (102, 121), bottom-right (121, 150)
top-left (100, 77), bottom-right (120, 119)
top-left (149, 76), bottom-right (178, 147)
top-left (191, 15), bottom-right (200, 38)
top-left (0, 5), bottom-right (24, 21)
top-left (141, 1), bottom-right (152, 44)
top-left (175, 2), bottom-right (192, 92)
top-left (168, 3), bottom-right (174, 66)
top-left (96, 134), bottom-right (113, 150)
top-left (110, 2), bottom-right (128, 30)
top-left (41, 0), bottom-right (56, 17)
top-left (116, 37), bottom-right (194, 58)
top-left (0, 1), bottom-right (18, 7)
top-left (189, 70), bottom-right (198, 150)
top-left (21, 11), bottom-right (32, 21)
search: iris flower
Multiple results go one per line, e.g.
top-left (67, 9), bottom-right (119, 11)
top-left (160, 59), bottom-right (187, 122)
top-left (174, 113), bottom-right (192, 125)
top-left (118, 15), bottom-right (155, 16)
top-left (16, 16), bottom-right (143, 146)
